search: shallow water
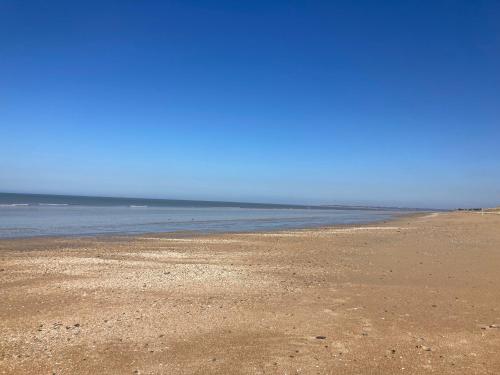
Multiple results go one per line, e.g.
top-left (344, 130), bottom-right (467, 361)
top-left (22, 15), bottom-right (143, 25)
top-left (0, 193), bottom-right (410, 238)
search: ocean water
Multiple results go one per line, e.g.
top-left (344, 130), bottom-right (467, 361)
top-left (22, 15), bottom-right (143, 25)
top-left (0, 193), bottom-right (412, 238)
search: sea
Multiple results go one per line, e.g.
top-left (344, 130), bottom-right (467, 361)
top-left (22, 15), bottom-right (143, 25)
top-left (0, 193), bottom-right (418, 239)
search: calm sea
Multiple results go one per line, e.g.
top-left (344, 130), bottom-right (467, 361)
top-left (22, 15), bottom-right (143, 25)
top-left (0, 193), bottom-right (414, 238)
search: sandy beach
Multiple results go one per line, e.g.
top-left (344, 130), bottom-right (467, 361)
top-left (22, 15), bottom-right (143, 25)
top-left (1, 211), bottom-right (500, 374)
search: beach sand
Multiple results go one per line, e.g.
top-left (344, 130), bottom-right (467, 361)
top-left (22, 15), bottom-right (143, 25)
top-left (1, 211), bottom-right (500, 374)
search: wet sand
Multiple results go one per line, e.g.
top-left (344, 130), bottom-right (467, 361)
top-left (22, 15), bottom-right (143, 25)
top-left (1, 211), bottom-right (500, 374)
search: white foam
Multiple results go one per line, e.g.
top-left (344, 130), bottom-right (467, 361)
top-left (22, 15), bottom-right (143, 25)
top-left (0, 203), bottom-right (30, 207)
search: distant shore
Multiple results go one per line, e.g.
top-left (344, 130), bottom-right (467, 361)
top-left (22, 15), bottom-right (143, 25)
top-left (1, 211), bottom-right (499, 374)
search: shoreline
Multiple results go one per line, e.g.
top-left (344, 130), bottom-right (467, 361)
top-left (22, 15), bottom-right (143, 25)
top-left (0, 211), bottom-right (426, 242)
top-left (1, 211), bottom-right (499, 374)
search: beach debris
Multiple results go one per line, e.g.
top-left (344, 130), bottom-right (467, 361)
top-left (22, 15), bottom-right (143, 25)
top-left (481, 324), bottom-right (500, 330)
top-left (315, 336), bottom-right (327, 339)
top-left (416, 345), bottom-right (432, 351)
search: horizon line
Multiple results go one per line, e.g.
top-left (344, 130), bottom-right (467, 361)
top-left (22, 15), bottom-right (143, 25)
top-left (0, 191), bottom-right (447, 211)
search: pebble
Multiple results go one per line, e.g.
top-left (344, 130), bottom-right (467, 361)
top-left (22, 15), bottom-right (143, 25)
top-left (315, 336), bottom-right (327, 339)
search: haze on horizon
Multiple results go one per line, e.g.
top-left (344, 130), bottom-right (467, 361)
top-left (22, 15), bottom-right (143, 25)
top-left (1, 1), bottom-right (499, 209)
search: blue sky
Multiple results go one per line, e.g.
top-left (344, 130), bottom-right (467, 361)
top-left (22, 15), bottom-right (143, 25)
top-left (1, 0), bottom-right (499, 208)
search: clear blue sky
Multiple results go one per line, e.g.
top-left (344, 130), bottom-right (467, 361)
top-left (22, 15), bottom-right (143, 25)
top-left (1, 0), bottom-right (499, 208)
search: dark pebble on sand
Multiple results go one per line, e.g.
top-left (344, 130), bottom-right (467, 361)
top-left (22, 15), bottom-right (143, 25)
top-left (315, 336), bottom-right (327, 339)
